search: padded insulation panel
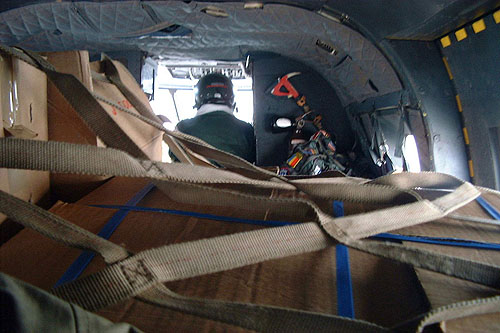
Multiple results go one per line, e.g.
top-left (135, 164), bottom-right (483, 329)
top-left (0, 1), bottom-right (402, 106)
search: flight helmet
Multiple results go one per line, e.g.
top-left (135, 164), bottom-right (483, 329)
top-left (194, 73), bottom-right (235, 109)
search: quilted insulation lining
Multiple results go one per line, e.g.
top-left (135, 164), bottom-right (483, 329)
top-left (0, 1), bottom-right (402, 106)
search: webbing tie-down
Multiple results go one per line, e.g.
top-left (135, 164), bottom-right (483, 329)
top-left (2, 138), bottom-right (498, 291)
top-left (0, 189), bottom-right (498, 332)
top-left (0, 190), bottom-right (386, 333)
top-left (90, 203), bottom-right (500, 251)
top-left (0, 190), bottom-right (129, 264)
top-left (0, 138), bottom-right (482, 241)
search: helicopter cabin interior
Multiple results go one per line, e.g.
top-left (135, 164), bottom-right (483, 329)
top-left (0, 0), bottom-right (499, 188)
top-left (0, 1), bottom-right (499, 331)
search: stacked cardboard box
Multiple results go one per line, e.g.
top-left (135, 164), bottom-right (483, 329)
top-left (90, 58), bottom-right (163, 160)
top-left (1, 49), bottom-right (163, 215)
top-left (45, 51), bottom-right (163, 202)
top-left (0, 54), bottom-right (49, 223)
top-left (0, 177), bottom-right (431, 331)
top-left (45, 51), bottom-right (108, 202)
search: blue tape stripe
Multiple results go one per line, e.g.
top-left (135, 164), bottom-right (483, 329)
top-left (476, 197), bottom-right (500, 220)
top-left (54, 183), bottom-right (155, 288)
top-left (336, 244), bottom-right (354, 318)
top-left (89, 204), bottom-right (298, 227)
top-left (90, 204), bottom-right (500, 251)
top-left (333, 201), bottom-right (355, 318)
top-left (372, 233), bottom-right (500, 251)
top-left (333, 201), bottom-right (345, 220)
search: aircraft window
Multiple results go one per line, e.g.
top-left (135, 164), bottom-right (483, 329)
top-left (402, 135), bottom-right (421, 172)
top-left (150, 65), bottom-right (253, 162)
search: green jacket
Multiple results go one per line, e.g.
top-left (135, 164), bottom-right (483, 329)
top-left (175, 111), bottom-right (256, 163)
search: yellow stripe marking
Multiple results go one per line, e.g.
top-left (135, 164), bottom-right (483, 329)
top-left (468, 160), bottom-right (475, 178)
top-left (440, 35), bottom-right (451, 48)
top-left (494, 10), bottom-right (500, 24)
top-left (463, 127), bottom-right (470, 145)
top-left (455, 28), bottom-right (468, 41)
top-left (472, 19), bottom-right (486, 33)
top-left (442, 57), bottom-right (453, 80)
top-left (455, 95), bottom-right (463, 112)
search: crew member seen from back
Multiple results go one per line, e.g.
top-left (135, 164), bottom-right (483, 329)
top-left (173, 73), bottom-right (256, 163)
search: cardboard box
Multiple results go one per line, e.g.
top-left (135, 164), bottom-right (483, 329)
top-left (46, 51), bottom-right (162, 161)
top-left (46, 50), bottom-right (100, 146)
top-left (0, 177), bottom-right (430, 330)
top-left (0, 55), bottom-right (49, 223)
top-left (0, 78), bottom-right (8, 224)
top-left (91, 59), bottom-right (163, 161)
top-left (45, 51), bottom-right (109, 203)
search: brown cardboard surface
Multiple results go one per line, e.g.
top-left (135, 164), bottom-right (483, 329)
top-left (0, 55), bottom-right (49, 213)
top-left (110, 60), bottom-right (155, 117)
top-left (0, 73), bottom-right (7, 224)
top-left (45, 51), bottom-right (109, 202)
top-left (0, 177), bottom-right (427, 331)
top-left (47, 82), bottom-right (98, 145)
top-left (45, 51), bottom-right (93, 91)
top-left (91, 59), bottom-right (162, 161)
top-left (91, 75), bottom-right (162, 160)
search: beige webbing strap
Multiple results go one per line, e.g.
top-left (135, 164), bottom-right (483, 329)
top-left (93, 59), bottom-right (214, 167)
top-left (372, 171), bottom-right (464, 189)
top-left (92, 91), bottom-right (211, 167)
top-left (291, 178), bottom-right (421, 204)
top-left (347, 240), bottom-right (500, 289)
top-left (0, 138), bottom-right (294, 191)
top-left (0, 190), bottom-right (129, 264)
top-left (52, 222), bottom-right (332, 310)
top-left (323, 182), bottom-right (479, 239)
top-left (415, 295), bottom-right (500, 332)
top-left (44, 69), bottom-right (149, 159)
top-left (0, 138), bottom-right (483, 240)
top-left (137, 285), bottom-right (389, 333)
top-left (101, 56), bottom-right (162, 125)
top-left (161, 132), bottom-right (196, 165)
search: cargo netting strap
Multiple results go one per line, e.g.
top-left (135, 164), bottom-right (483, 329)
top-left (90, 91), bottom-right (211, 166)
top-left (0, 190), bottom-right (386, 333)
top-left (0, 188), bottom-right (498, 332)
top-left (0, 138), bottom-right (482, 241)
top-left (0, 190), bottom-right (129, 264)
top-left (101, 55), bottom-right (163, 125)
top-left (414, 295), bottom-right (500, 332)
top-left (99, 54), bottom-right (215, 167)
top-left (136, 284), bottom-right (389, 333)
top-left (1, 138), bottom-right (498, 289)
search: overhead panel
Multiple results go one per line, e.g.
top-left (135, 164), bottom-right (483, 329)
top-left (0, 1), bottom-right (402, 106)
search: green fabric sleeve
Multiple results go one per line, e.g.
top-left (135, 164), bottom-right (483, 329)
top-left (0, 272), bottom-right (142, 333)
